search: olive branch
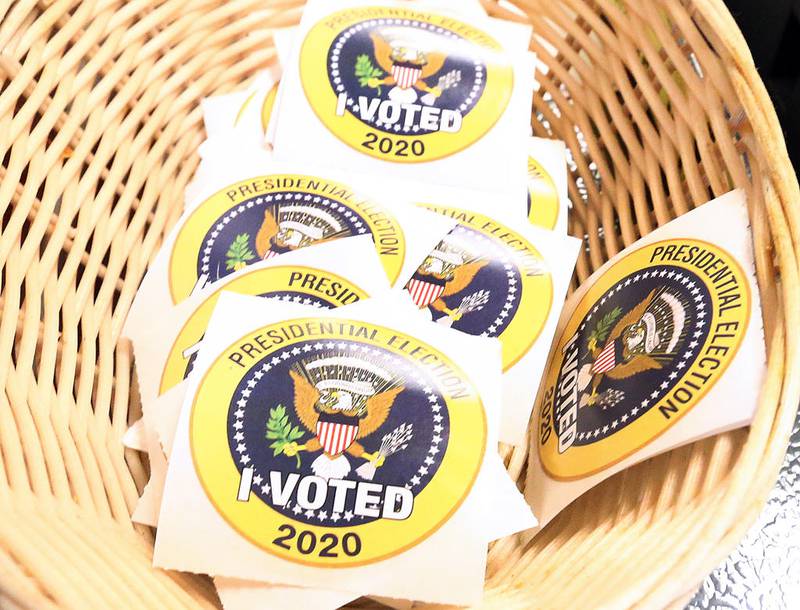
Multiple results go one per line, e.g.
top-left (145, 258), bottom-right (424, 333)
top-left (587, 306), bottom-right (622, 348)
top-left (355, 54), bottom-right (384, 94)
top-left (225, 233), bottom-right (256, 271)
top-left (266, 405), bottom-right (305, 467)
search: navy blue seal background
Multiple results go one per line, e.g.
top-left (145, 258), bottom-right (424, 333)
top-left (417, 225), bottom-right (523, 338)
top-left (228, 339), bottom-right (450, 528)
top-left (328, 18), bottom-right (487, 136)
top-left (197, 192), bottom-right (369, 286)
top-left (560, 265), bottom-right (713, 446)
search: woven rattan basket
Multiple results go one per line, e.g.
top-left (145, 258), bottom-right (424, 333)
top-left (1, 0), bottom-right (798, 608)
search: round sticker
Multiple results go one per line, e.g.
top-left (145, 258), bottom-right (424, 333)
top-left (537, 239), bottom-right (750, 480)
top-left (191, 318), bottom-right (486, 566)
top-left (168, 175), bottom-right (406, 303)
top-left (527, 156), bottom-right (560, 230)
top-left (300, 7), bottom-right (514, 163)
top-left (159, 265), bottom-right (369, 394)
top-left (406, 204), bottom-right (553, 371)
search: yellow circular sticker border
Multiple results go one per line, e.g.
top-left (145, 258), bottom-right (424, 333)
top-left (260, 82), bottom-right (279, 132)
top-left (299, 7), bottom-right (514, 164)
top-left (527, 156), bottom-right (560, 231)
top-left (418, 204), bottom-right (554, 371)
top-left (159, 265), bottom-right (370, 394)
top-left (234, 82), bottom-right (279, 132)
top-left (190, 318), bottom-right (487, 567)
top-left (537, 238), bottom-right (751, 480)
top-left (234, 90), bottom-right (258, 128)
top-left (168, 175), bottom-right (406, 303)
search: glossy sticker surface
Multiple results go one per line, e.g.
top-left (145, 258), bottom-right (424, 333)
top-left (406, 204), bottom-right (553, 371)
top-left (191, 318), bottom-right (486, 566)
top-left (537, 239), bottom-right (750, 479)
top-left (160, 265), bottom-right (369, 393)
top-left (300, 7), bottom-right (514, 163)
top-left (169, 175), bottom-right (406, 302)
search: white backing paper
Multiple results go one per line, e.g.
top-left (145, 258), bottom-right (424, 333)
top-left (528, 136), bottom-right (569, 233)
top-left (271, 0), bottom-right (534, 202)
top-left (124, 150), bottom-right (455, 343)
top-left (153, 292), bottom-right (533, 604)
top-left (128, 237), bottom-right (389, 410)
top-left (386, 181), bottom-right (581, 444)
top-left (525, 190), bottom-right (766, 526)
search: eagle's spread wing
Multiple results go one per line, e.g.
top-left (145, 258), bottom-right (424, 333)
top-left (442, 260), bottom-right (488, 297)
top-left (357, 386), bottom-right (404, 439)
top-left (369, 32), bottom-right (394, 74)
top-left (607, 288), bottom-right (658, 342)
top-left (420, 51), bottom-right (447, 79)
top-left (288, 369), bottom-right (319, 432)
top-left (605, 354), bottom-right (662, 380)
top-left (254, 209), bottom-right (279, 258)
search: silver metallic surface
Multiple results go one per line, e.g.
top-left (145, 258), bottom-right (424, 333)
top-left (537, 94), bottom-right (800, 610)
top-left (688, 411), bottom-right (800, 609)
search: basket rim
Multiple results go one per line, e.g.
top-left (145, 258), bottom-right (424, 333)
top-left (622, 0), bottom-right (800, 605)
top-left (1, 1), bottom-right (799, 609)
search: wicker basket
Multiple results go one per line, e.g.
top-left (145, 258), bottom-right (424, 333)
top-left (0, 0), bottom-right (797, 608)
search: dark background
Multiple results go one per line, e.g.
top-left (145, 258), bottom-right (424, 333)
top-left (725, 0), bottom-right (800, 172)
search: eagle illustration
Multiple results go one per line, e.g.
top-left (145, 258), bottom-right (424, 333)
top-left (365, 28), bottom-right (449, 105)
top-left (577, 287), bottom-right (688, 407)
top-left (253, 205), bottom-right (347, 260)
top-left (406, 236), bottom-right (489, 322)
top-left (280, 355), bottom-right (405, 480)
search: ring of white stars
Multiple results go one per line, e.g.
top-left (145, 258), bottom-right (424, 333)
top-left (575, 268), bottom-right (710, 443)
top-left (200, 193), bottom-right (368, 276)
top-left (329, 19), bottom-right (485, 133)
top-left (231, 341), bottom-right (447, 524)
top-left (447, 226), bottom-right (519, 338)
top-left (260, 294), bottom-right (328, 309)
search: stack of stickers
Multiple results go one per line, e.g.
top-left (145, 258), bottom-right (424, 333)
top-left (123, 0), bottom-right (768, 608)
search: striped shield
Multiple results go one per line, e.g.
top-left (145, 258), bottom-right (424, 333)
top-left (391, 63), bottom-right (423, 90)
top-left (315, 420), bottom-right (360, 457)
top-left (591, 342), bottom-right (617, 375)
top-left (406, 277), bottom-right (446, 308)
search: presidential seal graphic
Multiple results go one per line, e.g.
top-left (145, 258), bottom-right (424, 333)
top-left (159, 266), bottom-right (368, 394)
top-left (168, 175), bottom-right (405, 303)
top-left (527, 156), bottom-right (560, 230)
top-left (406, 205), bottom-right (553, 370)
top-left (300, 8), bottom-right (514, 162)
top-left (191, 319), bottom-right (485, 566)
top-left (538, 239), bottom-right (750, 480)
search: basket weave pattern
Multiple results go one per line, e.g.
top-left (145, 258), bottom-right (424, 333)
top-left (0, 1), bottom-right (798, 608)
